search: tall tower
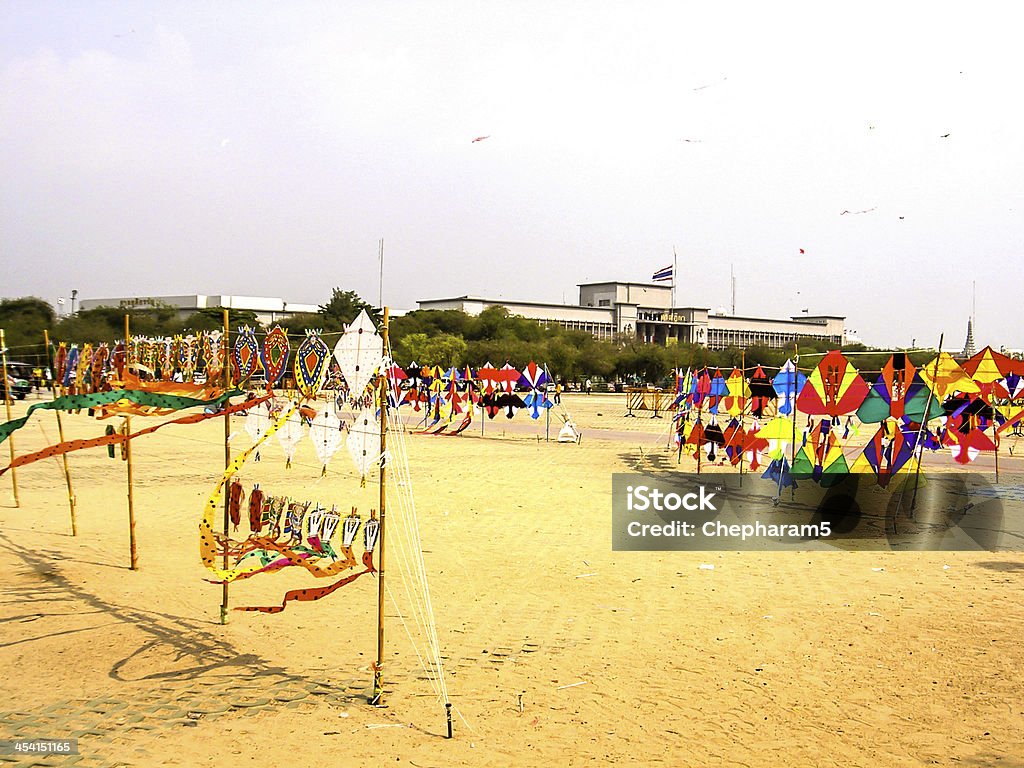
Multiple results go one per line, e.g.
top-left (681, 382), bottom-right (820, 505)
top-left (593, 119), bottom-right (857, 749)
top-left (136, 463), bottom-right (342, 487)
top-left (962, 318), bottom-right (976, 357)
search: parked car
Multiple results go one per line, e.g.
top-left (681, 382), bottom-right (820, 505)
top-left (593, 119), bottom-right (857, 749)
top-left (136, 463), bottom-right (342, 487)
top-left (2, 362), bottom-right (33, 400)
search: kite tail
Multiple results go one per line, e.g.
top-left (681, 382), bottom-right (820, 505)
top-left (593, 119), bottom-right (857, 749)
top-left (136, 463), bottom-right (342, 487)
top-left (234, 568), bottom-right (371, 613)
top-left (362, 549), bottom-right (376, 573)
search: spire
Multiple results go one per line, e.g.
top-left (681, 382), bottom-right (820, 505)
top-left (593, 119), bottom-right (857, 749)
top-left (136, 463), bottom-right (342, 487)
top-left (962, 318), bottom-right (976, 358)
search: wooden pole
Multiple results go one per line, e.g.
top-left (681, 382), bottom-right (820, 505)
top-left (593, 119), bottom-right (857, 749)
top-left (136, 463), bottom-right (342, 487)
top-left (373, 307), bottom-right (390, 705)
top-left (124, 315), bottom-right (138, 570)
top-left (992, 382), bottom-right (1000, 485)
top-left (908, 334), bottom-right (944, 513)
top-left (0, 330), bottom-right (19, 507)
top-left (220, 309), bottom-right (232, 624)
top-left (44, 329), bottom-right (77, 534)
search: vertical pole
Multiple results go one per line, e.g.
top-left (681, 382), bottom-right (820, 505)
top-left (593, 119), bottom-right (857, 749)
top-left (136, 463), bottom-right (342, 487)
top-left (124, 315), bottom-right (138, 570)
top-left (378, 238), bottom-right (384, 309)
top-left (791, 343), bottom-right (799, 500)
top-left (220, 309), bottom-right (231, 624)
top-left (672, 246), bottom-right (678, 310)
top-left (695, 379), bottom-right (703, 476)
top-left (0, 330), bottom-right (19, 507)
top-left (992, 381), bottom-right (1000, 485)
top-left (738, 350), bottom-right (746, 487)
top-left (544, 364), bottom-right (552, 442)
top-left (373, 307), bottom-right (390, 705)
top-left (44, 330), bottom-right (77, 534)
top-left (910, 334), bottom-right (943, 512)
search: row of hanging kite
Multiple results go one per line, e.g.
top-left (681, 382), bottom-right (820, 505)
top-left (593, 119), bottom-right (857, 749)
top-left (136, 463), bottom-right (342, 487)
top-left (0, 313), bottom-right (388, 491)
top-left (239, 397), bottom-right (383, 481)
top-left (50, 313), bottom-right (386, 403)
top-left (671, 347), bottom-right (1024, 488)
top-left (212, 473), bottom-right (383, 613)
top-left (393, 360), bottom-right (555, 423)
top-left (198, 312), bottom-right (395, 616)
top-left (50, 324), bottom-right (563, 424)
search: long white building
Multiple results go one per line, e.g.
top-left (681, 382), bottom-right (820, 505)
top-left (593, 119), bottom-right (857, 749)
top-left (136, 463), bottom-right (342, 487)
top-left (79, 294), bottom-right (320, 325)
top-left (418, 281), bottom-right (846, 350)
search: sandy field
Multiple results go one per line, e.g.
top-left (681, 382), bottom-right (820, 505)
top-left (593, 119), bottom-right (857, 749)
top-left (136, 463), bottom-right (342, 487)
top-left (1, 391), bottom-right (1023, 767)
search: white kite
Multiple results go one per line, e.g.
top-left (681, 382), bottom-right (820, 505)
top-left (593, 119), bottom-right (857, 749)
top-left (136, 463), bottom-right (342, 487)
top-left (347, 406), bottom-right (380, 484)
top-left (309, 406), bottom-right (345, 475)
top-left (333, 310), bottom-right (384, 398)
top-left (244, 399), bottom-right (272, 462)
top-left (277, 409), bottom-right (306, 469)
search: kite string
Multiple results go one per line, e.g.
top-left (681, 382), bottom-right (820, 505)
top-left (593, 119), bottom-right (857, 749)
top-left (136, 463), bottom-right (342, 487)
top-left (379, 348), bottom-right (452, 707)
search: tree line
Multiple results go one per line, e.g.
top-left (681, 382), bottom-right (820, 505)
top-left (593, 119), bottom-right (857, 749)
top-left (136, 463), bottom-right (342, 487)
top-left (1, 292), bottom-right (932, 384)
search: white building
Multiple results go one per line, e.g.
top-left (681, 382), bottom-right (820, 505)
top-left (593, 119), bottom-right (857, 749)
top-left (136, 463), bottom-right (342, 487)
top-left (418, 281), bottom-right (846, 350)
top-left (78, 295), bottom-right (320, 325)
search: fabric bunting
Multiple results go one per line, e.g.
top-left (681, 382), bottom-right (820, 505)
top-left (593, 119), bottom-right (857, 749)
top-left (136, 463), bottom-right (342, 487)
top-left (0, 396), bottom-right (267, 477)
top-left (0, 387), bottom-right (243, 446)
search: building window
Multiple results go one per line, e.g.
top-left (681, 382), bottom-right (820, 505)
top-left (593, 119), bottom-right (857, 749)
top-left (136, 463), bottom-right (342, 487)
top-left (598, 299), bottom-right (610, 307)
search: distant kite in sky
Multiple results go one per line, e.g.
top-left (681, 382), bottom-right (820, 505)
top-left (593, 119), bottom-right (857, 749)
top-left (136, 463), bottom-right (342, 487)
top-left (472, 135), bottom-right (490, 143)
top-left (840, 207), bottom-right (877, 215)
top-left (692, 76), bottom-right (727, 91)
top-left (799, 248), bottom-right (805, 254)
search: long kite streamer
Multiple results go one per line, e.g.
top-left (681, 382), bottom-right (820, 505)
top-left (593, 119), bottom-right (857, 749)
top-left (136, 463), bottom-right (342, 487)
top-left (0, 396), bottom-right (268, 477)
top-left (0, 387), bottom-right (243, 446)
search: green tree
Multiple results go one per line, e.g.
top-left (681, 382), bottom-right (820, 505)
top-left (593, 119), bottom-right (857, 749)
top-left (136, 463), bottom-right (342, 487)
top-left (396, 332), bottom-right (466, 367)
top-left (0, 297), bottom-right (57, 364)
top-left (319, 289), bottom-right (380, 331)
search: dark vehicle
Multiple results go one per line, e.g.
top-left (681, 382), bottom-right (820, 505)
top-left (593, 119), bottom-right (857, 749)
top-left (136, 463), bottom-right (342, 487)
top-left (2, 362), bottom-right (33, 400)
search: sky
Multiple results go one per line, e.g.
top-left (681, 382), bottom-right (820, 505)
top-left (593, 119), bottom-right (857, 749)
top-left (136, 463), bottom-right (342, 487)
top-left (2, 1), bottom-right (1022, 350)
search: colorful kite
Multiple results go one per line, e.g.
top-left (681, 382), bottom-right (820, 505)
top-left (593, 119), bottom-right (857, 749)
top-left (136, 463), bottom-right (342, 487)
top-left (796, 350), bottom-right (869, 417)
top-left (261, 325), bottom-right (291, 386)
top-left (772, 360), bottom-right (806, 416)
top-left (233, 326), bottom-right (260, 383)
top-left (294, 329), bottom-right (331, 399)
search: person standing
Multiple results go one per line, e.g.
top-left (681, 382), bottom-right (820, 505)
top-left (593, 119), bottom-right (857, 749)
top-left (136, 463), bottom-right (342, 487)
top-left (585, 378), bottom-right (593, 396)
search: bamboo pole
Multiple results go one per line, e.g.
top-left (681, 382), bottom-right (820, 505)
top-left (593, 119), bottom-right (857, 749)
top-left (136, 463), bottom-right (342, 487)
top-left (44, 329), bottom-right (77, 534)
top-left (124, 315), bottom-right (138, 570)
top-left (909, 335), bottom-right (943, 514)
top-left (220, 309), bottom-right (232, 624)
top-left (1, 329), bottom-right (20, 507)
top-left (373, 307), bottom-right (390, 705)
top-left (791, 343), bottom-right (799, 500)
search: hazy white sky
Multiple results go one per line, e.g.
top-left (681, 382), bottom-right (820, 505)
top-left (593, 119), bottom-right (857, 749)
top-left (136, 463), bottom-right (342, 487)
top-left (2, 1), bottom-right (1022, 349)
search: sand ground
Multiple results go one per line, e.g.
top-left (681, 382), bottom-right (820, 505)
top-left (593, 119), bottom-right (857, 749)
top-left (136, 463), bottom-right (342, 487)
top-left (1, 392), bottom-right (1023, 767)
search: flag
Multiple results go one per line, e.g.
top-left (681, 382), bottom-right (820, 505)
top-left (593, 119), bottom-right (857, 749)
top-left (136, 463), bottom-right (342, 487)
top-left (652, 265), bottom-right (673, 282)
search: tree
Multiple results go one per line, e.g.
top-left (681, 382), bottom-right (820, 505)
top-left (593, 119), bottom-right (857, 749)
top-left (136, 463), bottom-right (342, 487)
top-left (0, 297), bottom-right (57, 365)
top-left (396, 332), bottom-right (466, 367)
top-left (319, 289), bottom-right (380, 331)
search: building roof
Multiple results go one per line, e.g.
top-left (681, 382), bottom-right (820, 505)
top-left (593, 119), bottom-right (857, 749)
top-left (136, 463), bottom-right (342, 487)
top-left (416, 295), bottom-right (588, 310)
top-left (577, 281), bottom-right (668, 289)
